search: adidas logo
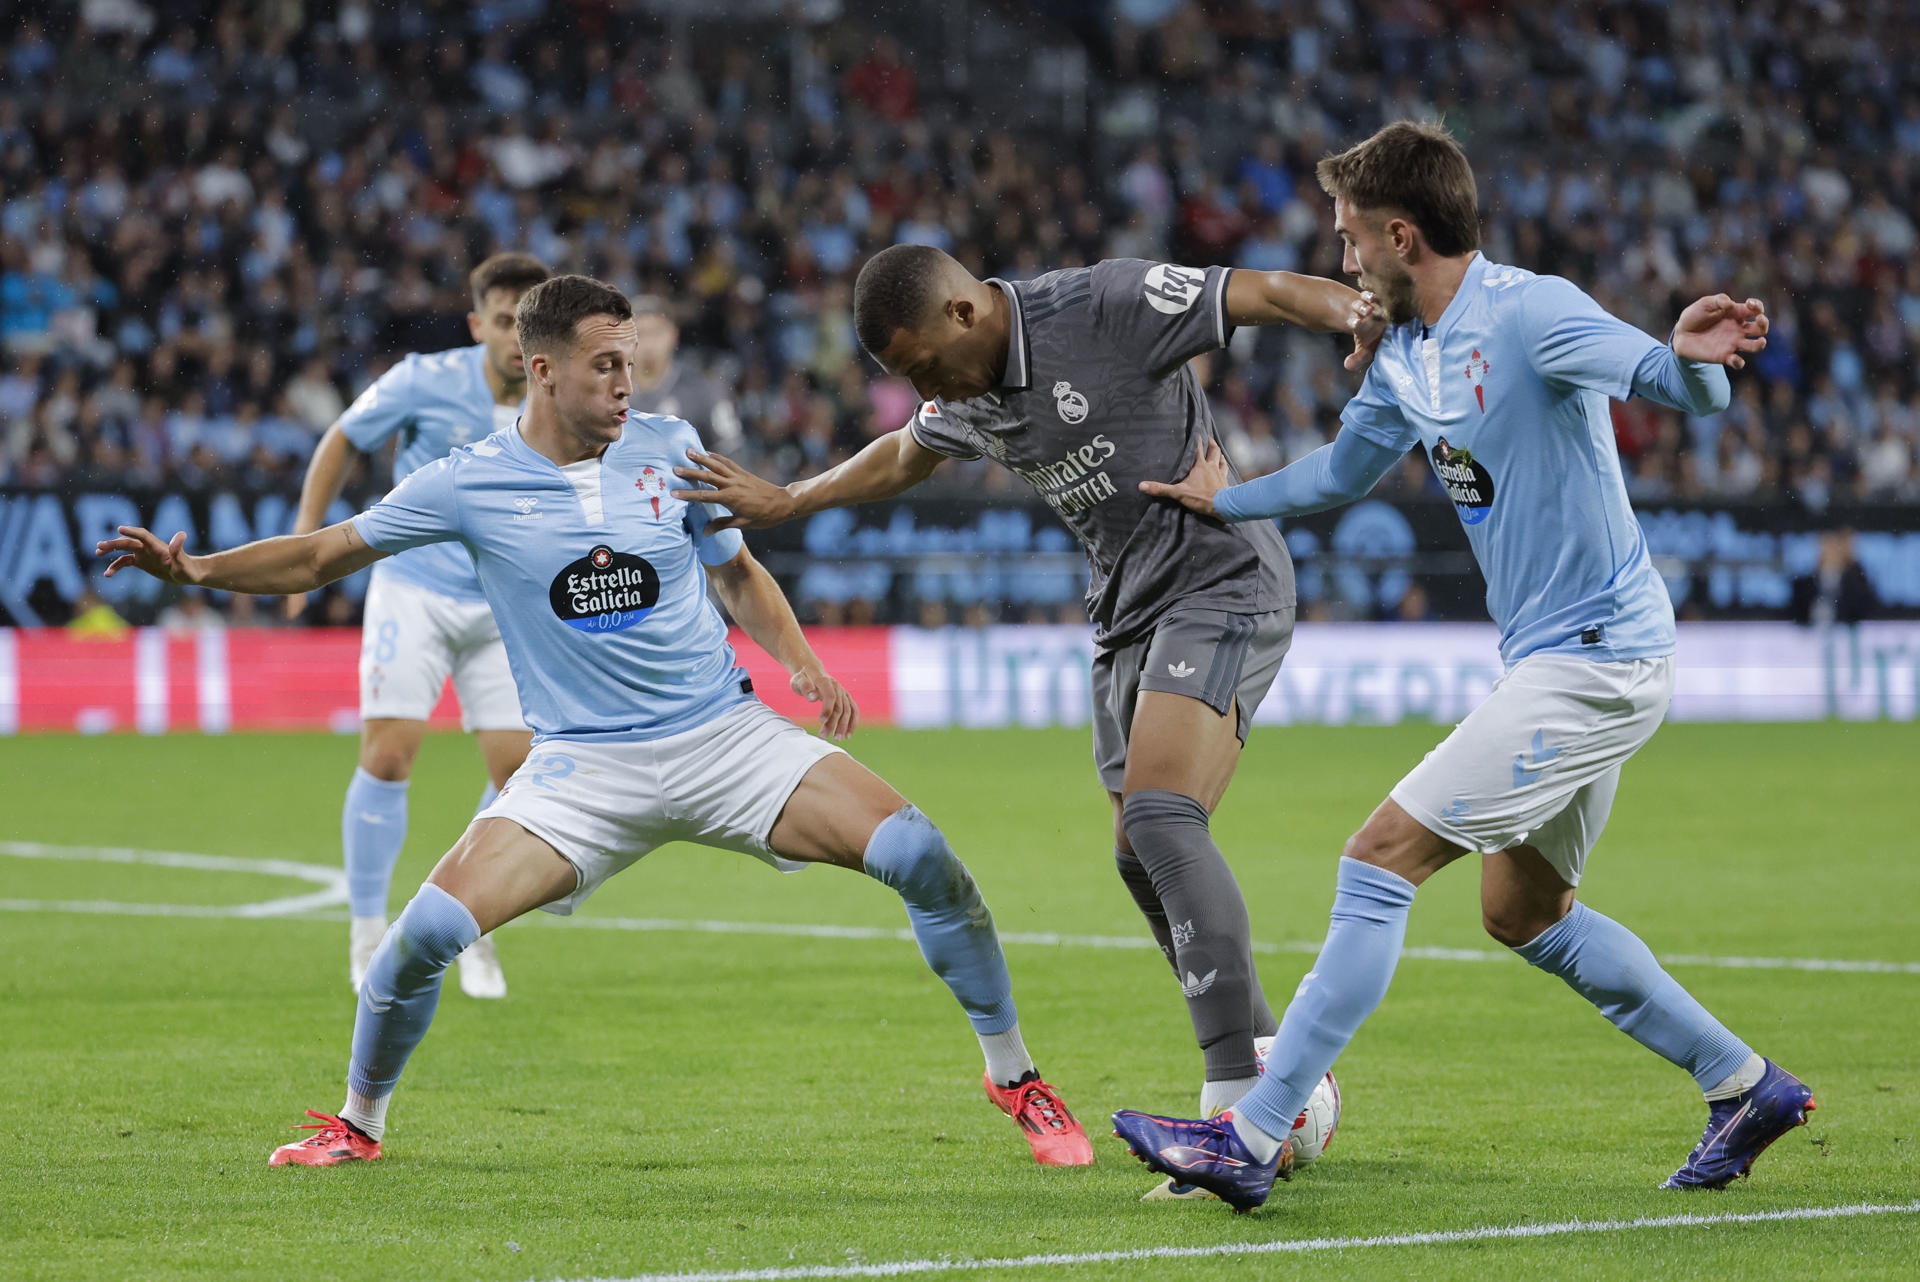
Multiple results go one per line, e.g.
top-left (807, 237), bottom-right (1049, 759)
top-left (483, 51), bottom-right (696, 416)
top-left (1181, 968), bottom-right (1218, 996)
top-left (1167, 661), bottom-right (1196, 679)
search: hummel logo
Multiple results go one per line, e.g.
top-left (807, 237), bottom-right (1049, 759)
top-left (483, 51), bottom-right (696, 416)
top-left (357, 812), bottom-right (388, 826)
top-left (1181, 968), bottom-right (1218, 996)
top-left (1167, 661), bottom-right (1196, 679)
top-left (1512, 728), bottom-right (1562, 788)
top-left (512, 496), bottom-right (542, 520)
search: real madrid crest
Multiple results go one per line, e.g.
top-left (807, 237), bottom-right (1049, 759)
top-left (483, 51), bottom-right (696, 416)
top-left (1053, 381), bottom-right (1089, 423)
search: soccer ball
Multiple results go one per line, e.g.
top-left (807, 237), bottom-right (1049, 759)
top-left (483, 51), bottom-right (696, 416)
top-left (1287, 1070), bottom-right (1342, 1164)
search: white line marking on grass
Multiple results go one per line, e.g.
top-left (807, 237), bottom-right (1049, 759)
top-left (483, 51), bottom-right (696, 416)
top-left (550, 915), bottom-right (1920, 975)
top-left (2, 849), bottom-right (1916, 976)
top-left (0, 842), bottom-right (348, 917)
top-left (562, 1201), bottom-right (1920, 1282)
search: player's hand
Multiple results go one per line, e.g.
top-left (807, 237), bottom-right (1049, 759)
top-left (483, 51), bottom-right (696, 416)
top-left (1345, 289), bottom-right (1386, 372)
top-left (790, 663), bottom-right (857, 741)
top-left (96, 526), bottom-right (197, 584)
top-left (1671, 295), bottom-right (1768, 370)
top-left (1138, 438), bottom-right (1232, 518)
top-left (671, 450), bottom-right (798, 534)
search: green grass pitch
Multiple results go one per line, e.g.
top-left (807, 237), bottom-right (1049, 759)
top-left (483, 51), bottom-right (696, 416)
top-left (2, 722), bottom-right (1916, 1280)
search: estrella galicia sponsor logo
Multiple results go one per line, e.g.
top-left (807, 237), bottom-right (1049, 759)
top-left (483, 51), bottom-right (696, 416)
top-left (549, 545), bottom-right (660, 632)
top-left (1431, 436), bottom-right (1495, 526)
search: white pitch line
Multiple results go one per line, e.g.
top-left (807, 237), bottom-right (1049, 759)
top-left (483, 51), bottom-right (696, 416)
top-left (560, 1200), bottom-right (1920, 1282)
top-left (2, 843), bottom-right (1916, 976)
top-left (548, 914), bottom-right (1920, 976)
top-left (0, 841), bottom-right (348, 917)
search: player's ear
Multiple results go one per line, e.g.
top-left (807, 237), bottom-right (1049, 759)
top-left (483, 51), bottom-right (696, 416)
top-left (948, 296), bottom-right (975, 329)
top-left (467, 312), bottom-right (483, 342)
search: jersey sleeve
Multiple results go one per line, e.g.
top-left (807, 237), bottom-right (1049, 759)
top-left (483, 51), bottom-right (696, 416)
top-left (1337, 360), bottom-right (1419, 451)
top-left (904, 400), bottom-right (980, 460)
top-left (1516, 275), bottom-right (1664, 401)
top-left (675, 422), bottom-right (746, 566)
top-left (337, 355), bottom-right (419, 451)
top-left (351, 455), bottom-right (461, 552)
top-left (1089, 258), bottom-right (1233, 375)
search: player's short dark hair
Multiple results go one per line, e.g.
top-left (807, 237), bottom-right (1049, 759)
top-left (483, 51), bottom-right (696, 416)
top-left (469, 252), bottom-right (551, 309)
top-left (515, 274), bottom-right (633, 358)
top-left (1316, 121), bottom-right (1481, 257)
top-left (854, 244), bottom-right (955, 356)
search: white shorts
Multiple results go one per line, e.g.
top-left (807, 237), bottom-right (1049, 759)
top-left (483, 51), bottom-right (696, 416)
top-left (483, 699), bottom-right (847, 915)
top-left (1389, 652), bottom-right (1674, 886)
top-left (359, 572), bottom-right (525, 731)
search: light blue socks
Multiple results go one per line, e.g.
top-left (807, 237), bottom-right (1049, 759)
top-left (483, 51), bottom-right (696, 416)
top-left (341, 883), bottom-right (480, 1138)
top-left (1233, 857), bottom-right (1416, 1154)
top-left (343, 768), bottom-right (409, 918)
top-left (862, 806), bottom-right (1018, 1037)
top-left (1513, 901), bottom-right (1754, 1091)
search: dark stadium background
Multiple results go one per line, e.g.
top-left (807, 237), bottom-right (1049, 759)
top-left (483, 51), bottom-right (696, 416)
top-left (0, 0), bottom-right (1914, 635)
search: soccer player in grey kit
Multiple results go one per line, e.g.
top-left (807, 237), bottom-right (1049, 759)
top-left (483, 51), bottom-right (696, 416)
top-left (674, 245), bottom-right (1382, 1194)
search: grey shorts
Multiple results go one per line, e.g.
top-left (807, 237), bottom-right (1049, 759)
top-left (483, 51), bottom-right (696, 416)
top-left (1090, 606), bottom-right (1294, 793)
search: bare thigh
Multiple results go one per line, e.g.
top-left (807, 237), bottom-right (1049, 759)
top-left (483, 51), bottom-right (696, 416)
top-left (1120, 690), bottom-right (1244, 807)
top-left (474, 728), bottom-right (534, 790)
top-left (1480, 845), bottom-right (1576, 947)
top-left (425, 816), bottom-right (581, 933)
top-left (765, 753), bottom-right (910, 871)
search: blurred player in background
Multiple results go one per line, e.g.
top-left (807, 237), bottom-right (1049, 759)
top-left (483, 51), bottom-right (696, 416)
top-left (1114, 122), bottom-right (1813, 1211)
top-left (285, 252), bottom-right (551, 999)
top-left (672, 242), bottom-right (1381, 1199)
top-left (100, 274), bottom-right (1093, 1172)
top-left (629, 295), bottom-right (744, 454)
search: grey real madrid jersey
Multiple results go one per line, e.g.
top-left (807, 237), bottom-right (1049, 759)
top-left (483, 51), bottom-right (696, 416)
top-left (907, 259), bottom-right (1293, 648)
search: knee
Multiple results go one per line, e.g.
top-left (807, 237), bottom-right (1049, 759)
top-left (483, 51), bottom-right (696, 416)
top-left (1121, 789), bottom-right (1209, 847)
top-left (358, 743), bottom-right (416, 783)
top-left (1341, 822), bottom-right (1391, 867)
top-left (1481, 905), bottom-right (1542, 949)
top-left (391, 883), bottom-right (479, 968)
top-left (864, 806), bottom-right (964, 901)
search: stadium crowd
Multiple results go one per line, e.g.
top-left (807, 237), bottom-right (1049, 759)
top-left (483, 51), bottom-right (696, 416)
top-left (1, 1), bottom-right (1916, 530)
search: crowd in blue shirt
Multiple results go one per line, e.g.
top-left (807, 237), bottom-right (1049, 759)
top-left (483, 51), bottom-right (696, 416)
top-left (0, 1), bottom-right (1913, 580)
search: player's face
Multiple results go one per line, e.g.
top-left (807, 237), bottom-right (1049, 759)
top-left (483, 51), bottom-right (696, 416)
top-left (544, 315), bottom-right (636, 445)
top-left (875, 316), bottom-right (998, 404)
top-left (469, 288), bottom-right (530, 387)
top-left (631, 313), bottom-right (677, 374)
top-left (1334, 198), bottom-right (1418, 325)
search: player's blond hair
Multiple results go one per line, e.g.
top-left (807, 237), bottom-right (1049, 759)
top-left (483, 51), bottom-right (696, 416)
top-left (1316, 121), bottom-right (1481, 257)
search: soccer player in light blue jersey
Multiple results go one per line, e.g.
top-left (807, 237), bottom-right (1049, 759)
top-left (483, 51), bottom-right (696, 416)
top-left (287, 252), bottom-right (552, 999)
top-left (99, 275), bottom-right (1093, 1172)
top-left (1114, 123), bottom-right (1814, 1209)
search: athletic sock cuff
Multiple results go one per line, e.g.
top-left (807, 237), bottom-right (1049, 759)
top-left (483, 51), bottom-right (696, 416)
top-left (1512, 901), bottom-right (1594, 967)
top-left (1333, 856), bottom-right (1418, 917)
top-left (349, 767), bottom-right (410, 795)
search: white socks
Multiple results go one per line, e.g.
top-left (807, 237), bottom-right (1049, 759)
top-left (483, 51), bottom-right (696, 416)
top-left (1703, 1052), bottom-right (1766, 1102)
top-left (979, 1025), bottom-right (1036, 1087)
top-left (1201, 1076), bottom-right (1260, 1119)
top-left (1228, 1111), bottom-right (1286, 1163)
top-left (340, 1089), bottom-right (390, 1142)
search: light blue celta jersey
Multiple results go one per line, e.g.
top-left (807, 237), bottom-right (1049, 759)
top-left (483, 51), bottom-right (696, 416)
top-left (1333, 255), bottom-right (1725, 665)
top-left (351, 413), bottom-right (751, 742)
top-left (339, 345), bottom-right (521, 603)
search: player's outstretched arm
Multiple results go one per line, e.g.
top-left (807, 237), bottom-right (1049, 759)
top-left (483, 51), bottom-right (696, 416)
top-left (97, 520), bottom-right (386, 595)
top-left (1141, 431), bottom-right (1404, 522)
top-left (672, 428), bottom-right (944, 536)
top-left (283, 421), bottom-right (364, 618)
top-left (1224, 271), bottom-right (1386, 371)
top-left (707, 545), bottom-right (857, 741)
